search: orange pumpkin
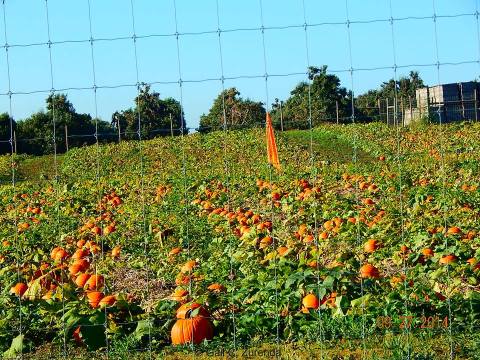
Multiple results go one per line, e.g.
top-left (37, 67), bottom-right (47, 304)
top-left (75, 273), bottom-right (91, 288)
top-left (302, 294), bottom-right (319, 311)
top-left (319, 231), bottom-right (329, 240)
top-left (50, 247), bottom-right (63, 260)
top-left (297, 224), bottom-right (308, 236)
top-left (91, 226), bottom-right (102, 236)
top-left (303, 234), bottom-right (314, 244)
top-left (18, 222), bottom-right (30, 231)
top-left (207, 283), bottom-right (225, 293)
top-left (277, 246), bottom-right (289, 257)
top-left (86, 291), bottom-right (103, 308)
top-left (171, 303), bottom-right (213, 345)
top-left (362, 198), bottom-right (375, 206)
top-left (467, 258), bottom-right (477, 266)
top-left (76, 239), bottom-right (86, 248)
top-left (364, 239), bottom-right (380, 253)
top-left (400, 245), bottom-right (410, 254)
top-left (439, 254), bottom-right (457, 265)
top-left (422, 248), bottom-right (434, 257)
top-left (181, 260), bottom-right (198, 274)
top-left (259, 236), bottom-right (273, 249)
top-left (99, 295), bottom-right (116, 308)
top-left (323, 221), bottom-right (334, 231)
top-left (72, 249), bottom-right (89, 260)
top-left (169, 247), bottom-right (182, 256)
top-left (11, 282), bottom-right (28, 297)
top-left (360, 264), bottom-right (380, 279)
top-left (111, 246), bottom-right (121, 258)
top-left (69, 259), bottom-right (89, 275)
top-left (53, 249), bottom-right (69, 262)
top-left (86, 274), bottom-right (104, 290)
top-left (103, 224), bottom-right (116, 235)
top-left (447, 226), bottom-right (461, 235)
top-left (175, 273), bottom-right (191, 286)
top-left (332, 217), bottom-right (343, 227)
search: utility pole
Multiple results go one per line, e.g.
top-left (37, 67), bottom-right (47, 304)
top-left (170, 113), bottom-right (174, 137)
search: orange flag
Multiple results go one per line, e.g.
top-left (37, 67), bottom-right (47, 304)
top-left (266, 112), bottom-right (280, 170)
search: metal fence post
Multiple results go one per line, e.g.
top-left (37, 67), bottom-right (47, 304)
top-left (377, 98), bottom-right (381, 122)
top-left (280, 101), bottom-right (284, 130)
top-left (65, 125), bottom-right (69, 152)
top-left (335, 100), bottom-right (339, 124)
top-left (117, 118), bottom-right (121, 142)
top-left (475, 88), bottom-right (478, 122)
top-left (386, 98), bottom-right (389, 125)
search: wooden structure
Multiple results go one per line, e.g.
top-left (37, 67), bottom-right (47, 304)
top-left (404, 81), bottom-right (479, 124)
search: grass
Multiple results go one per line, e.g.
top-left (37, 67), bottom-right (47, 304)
top-left (0, 128), bottom-right (367, 181)
top-left (0, 153), bottom-right (62, 184)
top-left (282, 129), bottom-right (373, 164)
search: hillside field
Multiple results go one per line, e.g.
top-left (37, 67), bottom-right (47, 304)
top-left (1, 122), bottom-right (480, 359)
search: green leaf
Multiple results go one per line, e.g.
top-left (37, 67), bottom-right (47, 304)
top-left (24, 279), bottom-right (42, 300)
top-left (4, 334), bottom-right (24, 358)
top-left (190, 307), bottom-right (201, 318)
top-left (62, 308), bottom-right (82, 331)
top-left (133, 319), bottom-right (152, 342)
top-left (323, 275), bottom-right (335, 289)
top-left (351, 294), bottom-right (371, 308)
top-left (285, 272), bottom-right (304, 289)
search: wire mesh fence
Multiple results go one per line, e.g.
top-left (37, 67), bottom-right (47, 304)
top-left (0, 0), bottom-right (480, 359)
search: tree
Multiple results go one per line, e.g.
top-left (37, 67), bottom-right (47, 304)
top-left (16, 111), bottom-right (54, 155)
top-left (112, 84), bottom-right (184, 140)
top-left (271, 66), bottom-right (351, 129)
top-left (355, 90), bottom-right (381, 122)
top-left (355, 71), bottom-right (425, 122)
top-left (199, 88), bottom-right (266, 133)
top-left (0, 113), bottom-right (15, 155)
top-left (16, 93), bottom-right (111, 155)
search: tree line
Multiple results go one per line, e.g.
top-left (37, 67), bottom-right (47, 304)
top-left (0, 67), bottom-right (425, 156)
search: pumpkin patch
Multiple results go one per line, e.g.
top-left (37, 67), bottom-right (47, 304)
top-left (0, 123), bottom-right (479, 357)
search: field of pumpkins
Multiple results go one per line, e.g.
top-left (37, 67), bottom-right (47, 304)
top-left (0, 122), bottom-right (480, 359)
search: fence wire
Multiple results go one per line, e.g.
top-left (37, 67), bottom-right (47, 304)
top-left (0, 1), bottom-right (479, 359)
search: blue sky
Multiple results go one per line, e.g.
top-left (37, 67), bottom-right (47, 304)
top-left (0, 0), bottom-right (479, 130)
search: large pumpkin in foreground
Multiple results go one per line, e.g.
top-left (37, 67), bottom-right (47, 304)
top-left (171, 302), bottom-right (213, 345)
